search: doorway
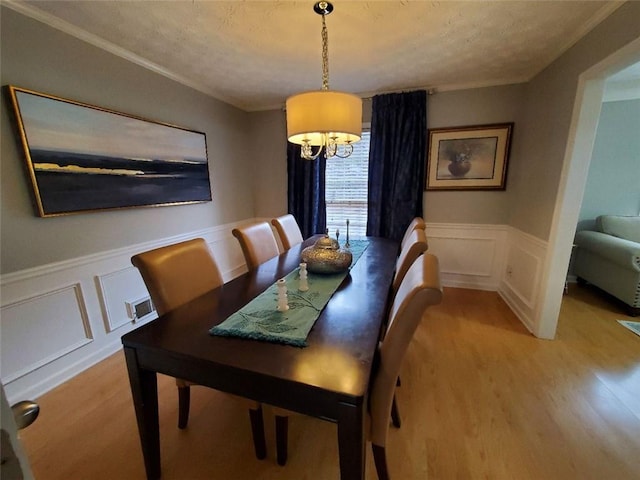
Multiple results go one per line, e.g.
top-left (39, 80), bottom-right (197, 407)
top-left (536, 37), bottom-right (640, 339)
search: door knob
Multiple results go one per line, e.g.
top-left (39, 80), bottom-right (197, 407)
top-left (11, 401), bottom-right (39, 430)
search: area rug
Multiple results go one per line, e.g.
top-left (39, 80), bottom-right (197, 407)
top-left (617, 320), bottom-right (640, 338)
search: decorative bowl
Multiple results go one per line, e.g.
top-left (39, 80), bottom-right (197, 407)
top-left (301, 235), bottom-right (352, 274)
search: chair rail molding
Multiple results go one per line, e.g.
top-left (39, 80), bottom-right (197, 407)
top-left (1, 219), bottom-right (548, 403)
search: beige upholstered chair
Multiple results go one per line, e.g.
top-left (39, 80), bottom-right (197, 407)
top-left (388, 228), bottom-right (428, 420)
top-left (131, 238), bottom-right (267, 459)
top-left (369, 253), bottom-right (442, 479)
top-left (275, 254), bottom-right (443, 478)
top-left (393, 228), bottom-right (428, 293)
top-left (232, 222), bottom-right (280, 270)
top-left (400, 217), bottom-right (426, 252)
top-left (131, 238), bottom-right (223, 317)
top-left (271, 214), bottom-right (304, 251)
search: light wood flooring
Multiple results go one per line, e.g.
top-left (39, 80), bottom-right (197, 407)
top-left (18, 285), bottom-right (640, 479)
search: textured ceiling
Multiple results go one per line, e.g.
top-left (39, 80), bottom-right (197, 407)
top-left (8, 1), bottom-right (624, 111)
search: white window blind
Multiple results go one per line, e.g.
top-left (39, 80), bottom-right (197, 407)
top-left (325, 131), bottom-right (370, 239)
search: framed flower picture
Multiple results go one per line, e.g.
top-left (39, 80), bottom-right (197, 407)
top-left (425, 123), bottom-right (513, 190)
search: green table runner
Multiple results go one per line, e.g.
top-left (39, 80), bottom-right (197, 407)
top-left (210, 240), bottom-right (369, 347)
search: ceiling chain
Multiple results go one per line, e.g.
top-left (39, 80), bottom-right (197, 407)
top-left (321, 13), bottom-right (329, 91)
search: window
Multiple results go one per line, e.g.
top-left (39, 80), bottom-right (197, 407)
top-left (325, 130), bottom-right (370, 239)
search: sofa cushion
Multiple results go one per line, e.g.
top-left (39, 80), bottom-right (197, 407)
top-left (596, 215), bottom-right (640, 244)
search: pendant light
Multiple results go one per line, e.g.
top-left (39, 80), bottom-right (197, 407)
top-left (286, 1), bottom-right (362, 160)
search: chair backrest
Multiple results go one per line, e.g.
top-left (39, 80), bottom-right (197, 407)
top-left (232, 222), bottom-right (280, 270)
top-left (369, 253), bottom-right (442, 447)
top-left (131, 238), bottom-right (224, 316)
top-left (400, 217), bottom-right (426, 252)
top-left (392, 228), bottom-right (428, 293)
top-left (271, 214), bottom-right (304, 251)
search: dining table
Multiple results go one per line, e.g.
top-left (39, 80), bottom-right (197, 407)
top-left (121, 235), bottom-right (398, 480)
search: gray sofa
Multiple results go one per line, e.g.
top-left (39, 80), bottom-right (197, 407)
top-left (574, 215), bottom-right (640, 316)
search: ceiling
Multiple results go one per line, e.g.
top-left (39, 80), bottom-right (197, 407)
top-left (7, 1), bottom-right (627, 111)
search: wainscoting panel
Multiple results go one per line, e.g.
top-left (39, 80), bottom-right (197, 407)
top-left (0, 284), bottom-right (92, 384)
top-left (498, 228), bottom-right (548, 333)
top-left (0, 220), bottom-right (547, 403)
top-left (0, 219), bottom-right (251, 404)
top-left (210, 233), bottom-right (248, 280)
top-left (96, 267), bottom-right (154, 333)
top-left (425, 223), bottom-right (508, 291)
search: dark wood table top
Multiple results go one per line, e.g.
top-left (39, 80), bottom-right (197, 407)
top-left (121, 235), bottom-right (398, 419)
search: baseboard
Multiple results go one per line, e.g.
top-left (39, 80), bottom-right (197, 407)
top-left (498, 288), bottom-right (535, 334)
top-left (5, 339), bottom-right (125, 404)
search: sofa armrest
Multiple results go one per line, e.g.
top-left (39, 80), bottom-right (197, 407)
top-left (574, 230), bottom-right (640, 271)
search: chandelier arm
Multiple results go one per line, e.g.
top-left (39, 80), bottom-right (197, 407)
top-left (330, 144), bottom-right (354, 159)
top-left (324, 137), bottom-right (353, 159)
top-left (301, 141), bottom-right (324, 161)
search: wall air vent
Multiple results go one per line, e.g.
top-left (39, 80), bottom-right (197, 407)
top-left (125, 297), bottom-right (155, 322)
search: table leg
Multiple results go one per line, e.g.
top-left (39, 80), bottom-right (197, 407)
top-left (124, 347), bottom-right (160, 480)
top-left (337, 400), bottom-right (366, 480)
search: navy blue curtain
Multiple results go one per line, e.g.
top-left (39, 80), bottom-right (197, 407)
top-left (287, 142), bottom-right (326, 239)
top-left (366, 90), bottom-right (427, 241)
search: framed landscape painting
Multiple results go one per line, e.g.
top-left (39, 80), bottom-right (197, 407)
top-left (5, 85), bottom-right (212, 217)
top-left (426, 123), bottom-right (513, 190)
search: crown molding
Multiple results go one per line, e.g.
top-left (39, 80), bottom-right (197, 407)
top-left (2, 0), bottom-right (245, 111)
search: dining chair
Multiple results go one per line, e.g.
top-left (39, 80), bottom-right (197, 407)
top-left (399, 217), bottom-right (426, 252)
top-left (271, 214), bottom-right (304, 251)
top-left (275, 253), bottom-right (443, 479)
top-left (388, 227), bottom-right (428, 420)
top-left (369, 253), bottom-right (442, 479)
top-left (392, 228), bottom-right (428, 294)
top-left (232, 222), bottom-right (280, 270)
top-left (131, 238), bottom-right (267, 459)
top-left (231, 223), bottom-right (292, 462)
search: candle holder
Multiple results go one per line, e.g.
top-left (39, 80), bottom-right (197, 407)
top-left (276, 278), bottom-right (289, 311)
top-left (345, 219), bottom-right (350, 248)
top-left (299, 263), bottom-right (309, 291)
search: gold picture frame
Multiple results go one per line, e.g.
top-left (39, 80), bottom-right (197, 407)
top-left (5, 85), bottom-right (212, 217)
top-left (426, 123), bottom-right (513, 190)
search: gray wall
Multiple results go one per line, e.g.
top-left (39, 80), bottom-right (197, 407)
top-left (254, 0), bottom-right (640, 243)
top-left (508, 1), bottom-right (640, 240)
top-left (423, 84), bottom-right (526, 224)
top-left (249, 84), bottom-right (526, 226)
top-left (248, 109), bottom-right (288, 218)
top-left (578, 99), bottom-right (640, 231)
top-left (1, 7), bottom-right (255, 274)
top-left (3, 2), bottom-right (640, 274)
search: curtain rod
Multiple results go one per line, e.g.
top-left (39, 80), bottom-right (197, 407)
top-left (280, 89), bottom-right (435, 111)
top-left (362, 88), bottom-right (436, 100)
